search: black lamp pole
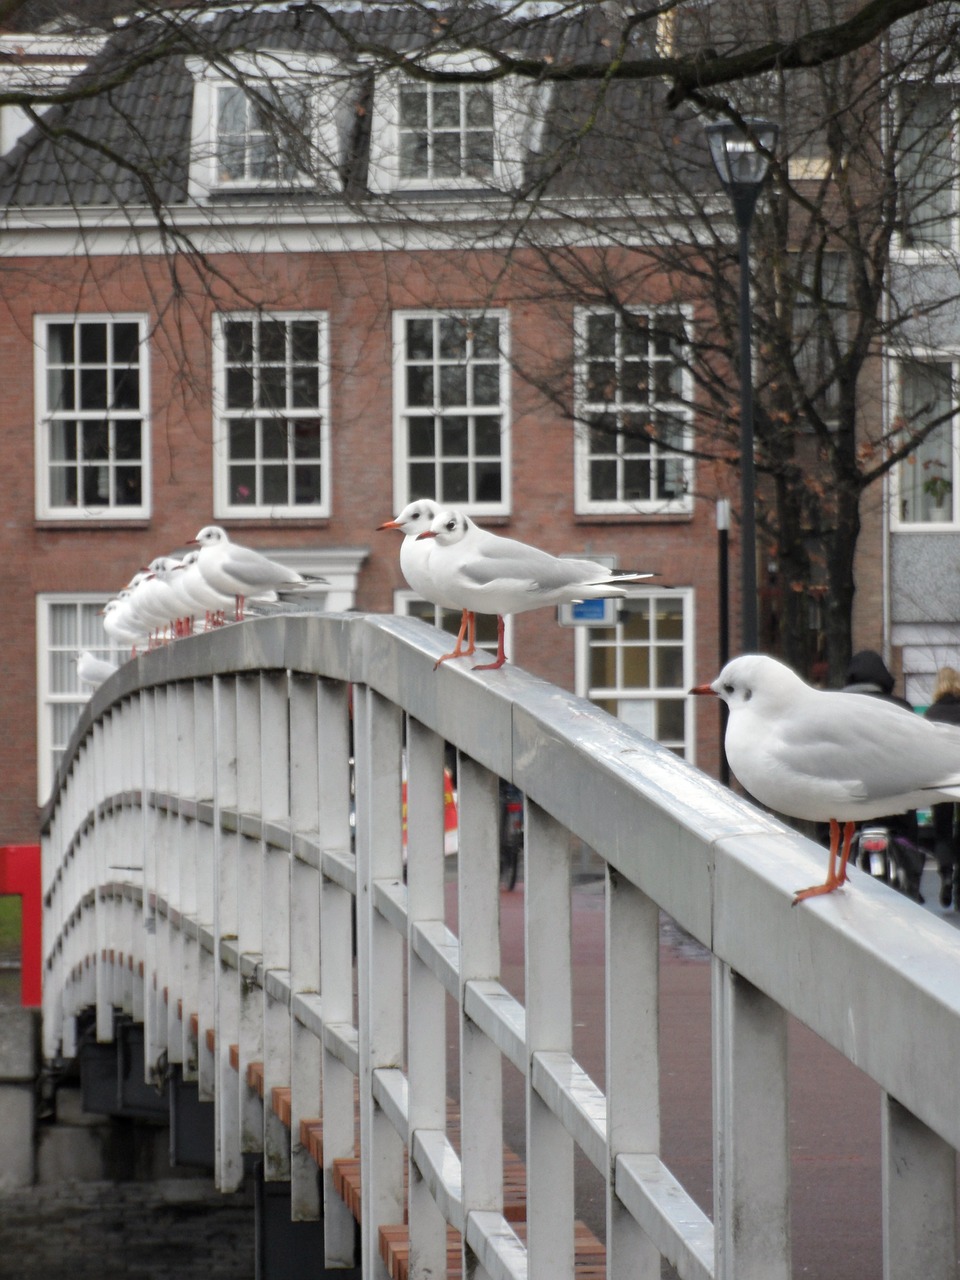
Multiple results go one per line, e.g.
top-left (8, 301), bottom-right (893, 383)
top-left (705, 118), bottom-right (778, 655)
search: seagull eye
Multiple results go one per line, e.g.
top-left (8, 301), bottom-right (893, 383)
top-left (445, 519), bottom-right (456, 532)
top-left (723, 683), bottom-right (735, 695)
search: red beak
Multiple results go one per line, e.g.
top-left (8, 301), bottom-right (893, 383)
top-left (377, 519), bottom-right (401, 531)
top-left (416, 530), bottom-right (438, 540)
top-left (689, 683), bottom-right (718, 696)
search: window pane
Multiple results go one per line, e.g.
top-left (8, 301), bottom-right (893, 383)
top-left (408, 462), bottom-right (436, 498)
top-left (114, 423), bottom-right (141, 461)
top-left (230, 465), bottom-right (257, 504)
top-left (622, 600), bottom-right (650, 639)
top-left (79, 324), bottom-right (106, 363)
top-left (262, 465), bottom-right (288, 505)
top-left (407, 366), bottom-right (433, 407)
top-left (657, 699), bottom-right (685, 742)
top-left (433, 88), bottom-right (461, 129)
top-left (292, 419), bottom-right (322, 457)
top-left (49, 603), bottom-right (78, 647)
top-left (475, 462), bottom-right (501, 503)
top-left (400, 132), bottom-right (428, 177)
top-left (590, 460), bottom-right (617, 500)
top-left (115, 467), bottom-right (141, 505)
top-left (466, 87), bottom-right (493, 127)
top-left (408, 417), bottom-right (435, 456)
top-left (82, 465), bottom-right (110, 505)
top-left (79, 368), bottom-right (107, 410)
top-left (441, 462), bottom-right (469, 502)
top-left (406, 319), bottom-right (434, 360)
top-left (439, 318), bottom-right (467, 360)
top-left (294, 465), bottom-right (322, 503)
top-left (260, 320), bottom-right (286, 363)
top-left (111, 367), bottom-right (139, 410)
top-left (655, 647), bottom-right (684, 688)
top-left (291, 322), bottom-right (318, 363)
top-left (112, 323), bottom-right (140, 364)
top-left (229, 419), bottom-right (256, 458)
top-left (439, 364), bottom-right (467, 405)
top-left (433, 134), bottom-right (461, 177)
top-left (441, 416), bottom-right (469, 456)
top-left (47, 368), bottom-right (74, 412)
top-left (226, 367), bottom-right (254, 409)
top-left (590, 644), bottom-right (617, 688)
top-left (292, 368), bottom-right (318, 407)
top-left (399, 86), bottom-right (428, 129)
top-left (47, 323), bottom-right (73, 364)
top-left (474, 417), bottom-right (501, 454)
top-left (622, 646), bottom-right (651, 687)
top-left (259, 366), bottom-right (286, 410)
top-left (586, 313), bottom-right (616, 357)
top-left (261, 418), bottom-right (287, 458)
top-left (82, 420), bottom-right (109, 461)
top-left (472, 317), bottom-right (499, 358)
top-left (49, 467), bottom-right (76, 507)
top-left (50, 421), bottom-right (77, 461)
top-left (472, 364), bottom-right (500, 405)
top-left (225, 321), bottom-right (253, 363)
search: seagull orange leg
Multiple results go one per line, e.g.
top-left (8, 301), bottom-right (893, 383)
top-left (793, 818), bottom-right (855, 905)
top-left (473, 615), bottom-right (507, 671)
top-left (461, 612), bottom-right (477, 658)
top-left (433, 609), bottom-right (471, 669)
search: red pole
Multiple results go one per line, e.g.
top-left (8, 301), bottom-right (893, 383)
top-left (0, 844), bottom-right (42, 1007)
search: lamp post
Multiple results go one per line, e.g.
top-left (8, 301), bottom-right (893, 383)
top-left (705, 117), bottom-right (778, 654)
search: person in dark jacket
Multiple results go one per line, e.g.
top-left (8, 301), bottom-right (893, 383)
top-left (924, 666), bottom-right (960, 909)
top-left (842, 650), bottom-right (924, 900)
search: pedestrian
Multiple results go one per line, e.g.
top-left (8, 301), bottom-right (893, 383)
top-left (923, 666), bottom-right (960, 909)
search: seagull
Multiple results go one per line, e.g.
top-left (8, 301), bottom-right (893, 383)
top-left (172, 549), bottom-right (236, 627)
top-left (192, 526), bottom-right (326, 621)
top-left (691, 653), bottom-right (960, 903)
top-left (76, 651), bottom-right (119, 688)
top-left (417, 508), bottom-right (656, 670)
top-left (100, 598), bottom-right (147, 653)
top-left (377, 499), bottom-right (476, 660)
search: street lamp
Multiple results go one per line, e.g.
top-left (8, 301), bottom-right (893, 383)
top-left (705, 117), bottom-right (778, 654)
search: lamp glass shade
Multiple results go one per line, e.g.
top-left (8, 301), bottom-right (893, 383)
top-left (706, 118), bottom-right (778, 188)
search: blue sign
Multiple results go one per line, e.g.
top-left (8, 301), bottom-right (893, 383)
top-left (570, 598), bottom-right (608, 621)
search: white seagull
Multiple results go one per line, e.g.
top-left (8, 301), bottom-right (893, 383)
top-left (378, 499), bottom-right (478, 660)
top-left (172, 549), bottom-right (236, 626)
top-left (76, 651), bottom-right (119, 688)
top-left (417, 508), bottom-right (656, 670)
top-left (192, 526), bottom-right (326, 621)
top-left (692, 653), bottom-right (960, 902)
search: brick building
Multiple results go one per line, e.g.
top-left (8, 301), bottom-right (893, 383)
top-left (0, 5), bottom-right (819, 838)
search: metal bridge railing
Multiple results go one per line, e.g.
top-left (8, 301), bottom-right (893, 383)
top-left (39, 613), bottom-right (960, 1278)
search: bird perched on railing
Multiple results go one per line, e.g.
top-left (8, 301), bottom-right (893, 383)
top-left (192, 525), bottom-right (326, 621)
top-left (416, 508), bottom-right (657, 670)
top-left (75, 650), bottom-right (118, 688)
top-left (691, 653), bottom-right (960, 903)
top-left (378, 499), bottom-right (480, 661)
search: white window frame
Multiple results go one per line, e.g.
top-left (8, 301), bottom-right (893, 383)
top-left (36, 593), bottom-right (127, 802)
top-left (891, 353), bottom-right (960, 530)
top-left (392, 309), bottom-right (511, 515)
top-left (186, 51), bottom-right (351, 199)
top-left (573, 306), bottom-right (694, 515)
top-left (212, 311), bottom-right (331, 520)
top-left (368, 50), bottom-right (549, 194)
top-left (574, 586), bottom-right (696, 763)
top-left (895, 80), bottom-right (959, 255)
top-left (393, 589), bottom-right (511, 662)
top-left (34, 314), bottom-right (150, 521)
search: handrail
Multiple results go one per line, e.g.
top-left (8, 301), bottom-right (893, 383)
top-left (39, 613), bottom-right (960, 1278)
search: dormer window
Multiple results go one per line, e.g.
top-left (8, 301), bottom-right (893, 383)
top-left (398, 82), bottom-right (494, 182)
top-left (187, 52), bottom-right (354, 199)
top-left (368, 51), bottom-right (548, 194)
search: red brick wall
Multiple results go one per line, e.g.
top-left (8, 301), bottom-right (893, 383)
top-left (0, 246), bottom-right (728, 837)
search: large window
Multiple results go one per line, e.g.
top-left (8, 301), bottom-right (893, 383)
top-left (898, 84), bottom-right (956, 250)
top-left (574, 308), bottom-right (693, 514)
top-left (576, 588), bottom-right (695, 760)
top-left (215, 80), bottom-right (313, 186)
top-left (394, 311), bottom-right (508, 513)
top-left (895, 360), bottom-right (958, 526)
top-left (213, 313), bottom-right (330, 518)
top-left (36, 595), bottom-right (125, 802)
top-left (35, 316), bottom-right (148, 520)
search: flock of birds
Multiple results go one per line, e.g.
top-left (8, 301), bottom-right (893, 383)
top-left (75, 499), bottom-right (960, 907)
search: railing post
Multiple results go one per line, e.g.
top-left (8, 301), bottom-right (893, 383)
top-left (176, 681), bottom-right (200, 1080)
top-left (213, 675), bottom-right (244, 1192)
top-left (525, 799), bottom-right (574, 1280)
top-left (406, 715), bottom-right (449, 1279)
top-left (354, 683), bottom-right (405, 1280)
top-left (317, 675), bottom-right (358, 1268)
top-left (456, 751), bottom-right (504, 1276)
top-left (882, 1093), bottom-right (958, 1278)
top-left (236, 674), bottom-right (264, 1154)
top-left (713, 959), bottom-right (790, 1280)
top-left (194, 679), bottom-right (216, 1102)
top-left (606, 868), bottom-right (661, 1278)
top-left (261, 670), bottom-right (292, 1182)
top-left (288, 672), bottom-right (322, 1221)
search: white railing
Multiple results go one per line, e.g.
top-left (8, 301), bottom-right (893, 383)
top-left (40, 613), bottom-right (960, 1279)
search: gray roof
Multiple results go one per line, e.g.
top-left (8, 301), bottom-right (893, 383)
top-left (0, 3), bottom-right (702, 210)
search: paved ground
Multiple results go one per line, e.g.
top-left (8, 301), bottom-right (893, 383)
top-left (0, 858), bottom-right (956, 1279)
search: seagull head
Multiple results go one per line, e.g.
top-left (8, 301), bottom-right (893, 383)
top-left (377, 498), bottom-right (440, 535)
top-left (417, 509), bottom-right (468, 544)
top-left (690, 654), bottom-right (807, 713)
top-left (192, 525), bottom-right (229, 547)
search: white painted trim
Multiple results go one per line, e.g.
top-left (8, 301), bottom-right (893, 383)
top-left (33, 312), bottom-right (152, 521)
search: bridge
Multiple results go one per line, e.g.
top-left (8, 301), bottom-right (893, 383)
top-left (39, 612), bottom-right (960, 1278)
